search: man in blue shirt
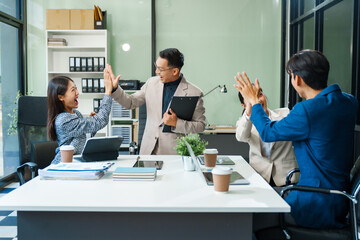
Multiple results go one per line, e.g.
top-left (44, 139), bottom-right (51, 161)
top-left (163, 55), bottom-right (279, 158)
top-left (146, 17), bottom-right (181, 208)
top-left (234, 49), bottom-right (358, 229)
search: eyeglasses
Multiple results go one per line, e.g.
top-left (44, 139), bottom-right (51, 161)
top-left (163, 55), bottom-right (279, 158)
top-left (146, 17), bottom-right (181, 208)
top-left (154, 62), bottom-right (174, 73)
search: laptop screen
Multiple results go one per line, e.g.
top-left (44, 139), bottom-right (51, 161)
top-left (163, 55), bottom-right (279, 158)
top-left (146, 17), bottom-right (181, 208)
top-left (184, 140), bottom-right (207, 182)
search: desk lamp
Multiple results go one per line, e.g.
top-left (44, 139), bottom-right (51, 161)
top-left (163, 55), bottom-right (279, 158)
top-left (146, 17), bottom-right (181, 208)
top-left (203, 85), bottom-right (227, 130)
top-left (203, 85), bottom-right (227, 97)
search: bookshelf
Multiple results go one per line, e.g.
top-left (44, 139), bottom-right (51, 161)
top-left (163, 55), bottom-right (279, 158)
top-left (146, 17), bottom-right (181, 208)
top-left (46, 30), bottom-right (139, 147)
top-left (46, 29), bottom-right (109, 136)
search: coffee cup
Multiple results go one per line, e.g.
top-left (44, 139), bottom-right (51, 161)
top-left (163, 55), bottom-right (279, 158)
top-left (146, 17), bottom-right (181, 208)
top-left (60, 145), bottom-right (74, 163)
top-left (203, 149), bottom-right (218, 167)
top-left (212, 166), bottom-right (232, 193)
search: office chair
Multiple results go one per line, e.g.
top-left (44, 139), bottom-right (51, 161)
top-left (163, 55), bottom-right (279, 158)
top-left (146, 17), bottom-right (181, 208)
top-left (255, 156), bottom-right (360, 240)
top-left (16, 96), bottom-right (57, 185)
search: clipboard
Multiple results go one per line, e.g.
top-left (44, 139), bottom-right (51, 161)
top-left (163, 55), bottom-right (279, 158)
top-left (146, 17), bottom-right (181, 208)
top-left (163, 96), bottom-right (199, 132)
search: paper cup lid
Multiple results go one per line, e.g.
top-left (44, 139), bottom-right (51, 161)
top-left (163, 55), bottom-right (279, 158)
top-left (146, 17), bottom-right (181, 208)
top-left (60, 145), bottom-right (74, 151)
top-left (203, 148), bottom-right (218, 154)
top-left (212, 166), bottom-right (232, 175)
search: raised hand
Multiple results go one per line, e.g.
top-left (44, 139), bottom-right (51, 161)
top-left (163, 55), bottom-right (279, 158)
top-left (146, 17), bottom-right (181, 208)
top-left (233, 72), bottom-right (261, 106)
top-left (103, 68), bottom-right (113, 95)
top-left (105, 64), bottom-right (121, 90)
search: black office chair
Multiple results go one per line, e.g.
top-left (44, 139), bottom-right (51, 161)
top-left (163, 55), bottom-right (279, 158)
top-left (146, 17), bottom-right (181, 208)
top-left (256, 156), bottom-right (360, 240)
top-left (16, 96), bottom-right (57, 185)
top-left (137, 103), bottom-right (147, 152)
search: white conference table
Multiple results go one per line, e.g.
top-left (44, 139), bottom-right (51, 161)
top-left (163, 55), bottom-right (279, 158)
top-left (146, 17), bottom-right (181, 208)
top-left (0, 155), bottom-right (289, 240)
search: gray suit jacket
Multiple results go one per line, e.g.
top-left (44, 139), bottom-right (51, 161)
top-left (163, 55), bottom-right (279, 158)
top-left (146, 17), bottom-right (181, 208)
top-left (112, 75), bottom-right (206, 155)
top-left (236, 108), bottom-right (299, 186)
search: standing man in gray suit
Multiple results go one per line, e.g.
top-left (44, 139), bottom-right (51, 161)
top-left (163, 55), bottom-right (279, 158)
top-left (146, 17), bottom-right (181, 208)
top-left (104, 48), bottom-right (206, 155)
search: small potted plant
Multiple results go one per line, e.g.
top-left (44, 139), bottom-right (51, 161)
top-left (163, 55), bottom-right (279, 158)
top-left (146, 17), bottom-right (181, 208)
top-left (174, 133), bottom-right (208, 171)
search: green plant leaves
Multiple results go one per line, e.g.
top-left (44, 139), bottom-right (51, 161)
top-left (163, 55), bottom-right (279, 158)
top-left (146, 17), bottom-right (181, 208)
top-left (174, 133), bottom-right (208, 156)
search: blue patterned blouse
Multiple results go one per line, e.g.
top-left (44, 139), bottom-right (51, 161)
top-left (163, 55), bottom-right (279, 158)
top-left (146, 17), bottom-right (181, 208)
top-left (51, 95), bottom-right (112, 164)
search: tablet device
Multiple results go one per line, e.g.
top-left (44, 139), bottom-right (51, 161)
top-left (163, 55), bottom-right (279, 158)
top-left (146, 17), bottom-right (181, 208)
top-left (163, 96), bottom-right (199, 132)
top-left (133, 160), bottom-right (163, 170)
top-left (197, 156), bottom-right (235, 165)
top-left (202, 171), bottom-right (249, 185)
top-left (75, 136), bottom-right (123, 162)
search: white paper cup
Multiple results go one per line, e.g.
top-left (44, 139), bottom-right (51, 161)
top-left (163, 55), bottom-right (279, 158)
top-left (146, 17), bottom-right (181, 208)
top-left (203, 149), bottom-right (218, 167)
top-left (60, 145), bottom-right (74, 163)
top-left (212, 166), bottom-right (232, 193)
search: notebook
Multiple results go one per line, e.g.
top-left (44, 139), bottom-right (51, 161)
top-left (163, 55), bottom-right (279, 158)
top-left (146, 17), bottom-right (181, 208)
top-left (74, 136), bottom-right (123, 162)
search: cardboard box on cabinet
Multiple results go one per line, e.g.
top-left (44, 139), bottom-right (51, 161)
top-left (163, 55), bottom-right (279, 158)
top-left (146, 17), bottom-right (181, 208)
top-left (70, 9), bottom-right (94, 30)
top-left (46, 9), bottom-right (70, 29)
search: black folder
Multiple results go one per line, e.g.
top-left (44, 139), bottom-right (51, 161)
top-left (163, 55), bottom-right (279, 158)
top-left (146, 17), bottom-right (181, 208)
top-left (163, 96), bottom-right (199, 132)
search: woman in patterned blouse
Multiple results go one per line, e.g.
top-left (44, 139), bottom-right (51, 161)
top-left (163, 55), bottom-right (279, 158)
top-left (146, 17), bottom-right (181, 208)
top-left (47, 75), bottom-right (114, 164)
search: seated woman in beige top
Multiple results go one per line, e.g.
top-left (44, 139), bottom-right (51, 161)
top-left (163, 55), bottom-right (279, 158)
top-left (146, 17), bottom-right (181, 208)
top-left (236, 89), bottom-right (299, 186)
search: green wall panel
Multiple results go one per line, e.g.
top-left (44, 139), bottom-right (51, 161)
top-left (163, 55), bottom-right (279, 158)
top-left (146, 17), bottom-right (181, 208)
top-left (27, 0), bottom-right (282, 125)
top-left (155, 0), bottom-right (282, 124)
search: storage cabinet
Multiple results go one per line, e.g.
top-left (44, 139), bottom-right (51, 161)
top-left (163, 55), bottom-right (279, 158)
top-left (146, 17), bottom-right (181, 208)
top-left (46, 29), bottom-right (109, 136)
top-left (110, 96), bottom-right (139, 148)
top-left (46, 30), bottom-right (139, 146)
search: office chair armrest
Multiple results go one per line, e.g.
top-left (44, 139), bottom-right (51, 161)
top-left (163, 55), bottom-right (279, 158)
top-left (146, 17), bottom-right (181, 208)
top-left (285, 168), bottom-right (300, 185)
top-left (281, 184), bottom-right (356, 203)
top-left (16, 162), bottom-right (38, 185)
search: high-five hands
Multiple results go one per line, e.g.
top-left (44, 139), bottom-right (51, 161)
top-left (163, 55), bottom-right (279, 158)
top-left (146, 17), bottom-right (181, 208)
top-left (234, 72), bottom-right (261, 106)
top-left (104, 64), bottom-right (122, 90)
top-left (163, 108), bottom-right (178, 127)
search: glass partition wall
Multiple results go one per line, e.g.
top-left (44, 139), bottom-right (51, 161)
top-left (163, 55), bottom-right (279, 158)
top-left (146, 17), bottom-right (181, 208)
top-left (284, 0), bottom-right (360, 124)
top-left (0, 0), bottom-right (25, 185)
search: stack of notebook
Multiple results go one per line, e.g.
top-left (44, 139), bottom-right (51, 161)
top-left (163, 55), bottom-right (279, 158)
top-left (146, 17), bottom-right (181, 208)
top-left (39, 162), bottom-right (114, 180)
top-left (47, 37), bottom-right (67, 46)
top-left (113, 167), bottom-right (157, 181)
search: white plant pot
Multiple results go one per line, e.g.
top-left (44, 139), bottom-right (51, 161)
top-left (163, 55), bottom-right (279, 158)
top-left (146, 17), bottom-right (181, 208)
top-left (182, 155), bottom-right (196, 171)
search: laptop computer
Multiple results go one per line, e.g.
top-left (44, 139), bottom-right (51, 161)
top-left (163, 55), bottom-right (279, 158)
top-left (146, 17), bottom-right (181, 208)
top-left (184, 140), bottom-right (249, 185)
top-left (74, 136), bottom-right (123, 162)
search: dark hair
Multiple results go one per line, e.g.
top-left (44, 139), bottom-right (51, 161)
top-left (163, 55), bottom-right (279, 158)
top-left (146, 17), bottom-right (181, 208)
top-left (238, 92), bottom-right (245, 105)
top-left (286, 49), bottom-right (329, 90)
top-left (47, 76), bottom-right (73, 141)
top-left (159, 48), bottom-right (184, 70)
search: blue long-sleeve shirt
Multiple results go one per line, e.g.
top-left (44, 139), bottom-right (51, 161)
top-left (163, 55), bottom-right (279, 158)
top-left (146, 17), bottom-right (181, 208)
top-left (51, 94), bottom-right (112, 164)
top-left (250, 84), bottom-right (358, 228)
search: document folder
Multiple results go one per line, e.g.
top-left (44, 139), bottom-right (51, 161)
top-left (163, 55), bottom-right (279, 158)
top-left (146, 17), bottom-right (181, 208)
top-left (93, 57), bottom-right (99, 71)
top-left (82, 78), bottom-right (87, 93)
top-left (69, 57), bottom-right (75, 72)
top-left (163, 96), bottom-right (199, 132)
top-left (75, 57), bottom-right (81, 72)
top-left (93, 78), bottom-right (99, 92)
top-left (93, 98), bottom-right (99, 113)
top-left (99, 57), bottom-right (105, 71)
top-left (100, 78), bottom-right (105, 92)
top-left (87, 78), bottom-right (93, 92)
top-left (81, 57), bottom-right (87, 72)
top-left (87, 57), bottom-right (93, 71)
